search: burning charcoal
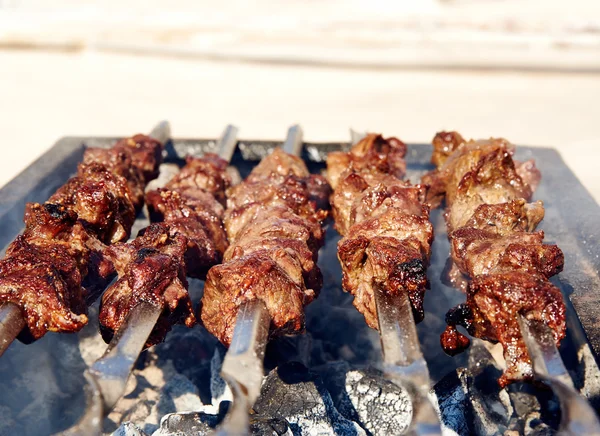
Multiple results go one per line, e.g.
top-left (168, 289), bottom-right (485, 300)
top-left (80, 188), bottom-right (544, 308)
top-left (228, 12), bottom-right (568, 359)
top-left (209, 346), bottom-right (233, 407)
top-left (153, 411), bottom-right (222, 436)
top-left (112, 422), bottom-right (149, 436)
top-left (252, 362), bottom-right (366, 435)
top-left (432, 339), bottom-right (564, 435)
top-left (249, 417), bottom-right (292, 435)
top-left (151, 324), bottom-right (221, 404)
top-left (466, 340), bottom-right (513, 432)
top-left (431, 369), bottom-right (474, 435)
top-left (106, 360), bottom-right (205, 434)
top-left (432, 340), bottom-right (509, 435)
top-left (343, 370), bottom-right (412, 436)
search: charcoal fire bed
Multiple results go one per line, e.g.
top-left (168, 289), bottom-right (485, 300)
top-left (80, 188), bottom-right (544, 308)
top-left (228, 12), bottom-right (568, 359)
top-left (0, 134), bottom-right (599, 435)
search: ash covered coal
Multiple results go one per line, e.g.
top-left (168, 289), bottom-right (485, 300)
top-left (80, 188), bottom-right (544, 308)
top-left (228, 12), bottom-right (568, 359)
top-left (135, 361), bottom-right (411, 436)
top-left (252, 362), bottom-right (365, 435)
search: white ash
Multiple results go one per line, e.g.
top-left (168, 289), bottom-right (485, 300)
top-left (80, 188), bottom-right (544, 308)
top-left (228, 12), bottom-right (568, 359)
top-left (344, 370), bottom-right (412, 436)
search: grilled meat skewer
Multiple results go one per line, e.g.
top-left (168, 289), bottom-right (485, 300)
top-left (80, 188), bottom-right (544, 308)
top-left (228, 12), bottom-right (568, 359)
top-left (88, 125), bottom-right (238, 418)
top-left (98, 127), bottom-right (235, 347)
top-left (423, 131), bottom-right (566, 387)
top-left (327, 134), bottom-right (432, 331)
top-left (0, 130), bottom-right (164, 353)
top-left (327, 133), bottom-right (441, 434)
top-left (203, 126), bottom-right (331, 435)
top-left (201, 127), bottom-right (331, 347)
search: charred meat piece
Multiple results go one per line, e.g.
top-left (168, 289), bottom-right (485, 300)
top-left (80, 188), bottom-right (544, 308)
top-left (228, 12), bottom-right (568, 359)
top-left (0, 135), bottom-right (164, 341)
top-left (327, 134), bottom-right (407, 190)
top-left (0, 237), bottom-right (88, 341)
top-left (82, 148), bottom-right (146, 211)
top-left (441, 271), bottom-right (566, 387)
top-left (164, 154), bottom-right (231, 206)
top-left (49, 162), bottom-right (136, 244)
top-left (202, 251), bottom-right (309, 346)
top-left (146, 154), bottom-right (231, 279)
top-left (328, 134), bottom-right (433, 330)
top-left (449, 229), bottom-right (564, 279)
top-left (110, 134), bottom-right (163, 183)
top-left (201, 148), bottom-right (330, 346)
top-left (99, 223), bottom-right (196, 347)
top-left (425, 131), bottom-right (566, 386)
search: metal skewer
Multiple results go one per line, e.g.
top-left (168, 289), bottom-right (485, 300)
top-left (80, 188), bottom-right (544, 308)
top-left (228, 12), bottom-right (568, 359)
top-left (88, 123), bottom-right (239, 416)
top-left (0, 122), bottom-right (174, 360)
top-left (347, 130), bottom-right (441, 434)
top-left (217, 124), bottom-right (304, 435)
top-left (0, 303), bottom-right (26, 357)
top-left (518, 315), bottom-right (600, 435)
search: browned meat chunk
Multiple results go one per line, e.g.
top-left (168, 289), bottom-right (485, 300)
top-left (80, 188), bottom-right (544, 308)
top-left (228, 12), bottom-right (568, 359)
top-left (443, 148), bottom-right (536, 232)
top-left (49, 162), bottom-right (136, 244)
top-left (331, 169), bottom-right (425, 236)
top-left (111, 134), bottom-right (163, 183)
top-left (0, 237), bottom-right (88, 341)
top-left (246, 148), bottom-right (310, 181)
top-left (165, 154), bottom-right (231, 206)
top-left (202, 251), bottom-right (310, 346)
top-left (145, 154), bottom-right (231, 279)
top-left (146, 189), bottom-right (227, 278)
top-left (441, 271), bottom-right (566, 387)
top-left (462, 199), bottom-right (545, 235)
top-left (99, 223), bottom-right (196, 347)
top-left (430, 131), bottom-right (465, 168)
top-left (450, 229), bottom-right (564, 278)
top-left (327, 134), bottom-right (407, 190)
top-left (201, 148), bottom-right (329, 346)
top-left (83, 147), bottom-right (146, 210)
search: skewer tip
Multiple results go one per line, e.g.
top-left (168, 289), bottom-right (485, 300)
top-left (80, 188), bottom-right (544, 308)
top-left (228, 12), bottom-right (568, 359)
top-left (282, 124), bottom-right (304, 156)
top-left (149, 120), bottom-right (171, 145)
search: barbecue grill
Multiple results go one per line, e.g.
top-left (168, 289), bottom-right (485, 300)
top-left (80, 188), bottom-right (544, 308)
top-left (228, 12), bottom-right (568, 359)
top-left (0, 125), bottom-right (599, 435)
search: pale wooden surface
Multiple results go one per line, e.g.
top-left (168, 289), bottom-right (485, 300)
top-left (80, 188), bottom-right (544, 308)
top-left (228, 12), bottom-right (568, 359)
top-left (0, 50), bottom-right (598, 203)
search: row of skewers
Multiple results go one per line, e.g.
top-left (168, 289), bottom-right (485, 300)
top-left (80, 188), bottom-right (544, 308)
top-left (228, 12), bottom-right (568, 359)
top-left (0, 123), bottom-right (598, 435)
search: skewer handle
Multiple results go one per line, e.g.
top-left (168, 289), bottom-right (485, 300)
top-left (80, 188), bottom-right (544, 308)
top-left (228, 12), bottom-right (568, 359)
top-left (0, 303), bottom-right (26, 358)
top-left (519, 316), bottom-right (600, 434)
top-left (374, 287), bottom-right (442, 435)
top-left (221, 299), bottom-right (270, 405)
top-left (349, 128), bottom-right (366, 145)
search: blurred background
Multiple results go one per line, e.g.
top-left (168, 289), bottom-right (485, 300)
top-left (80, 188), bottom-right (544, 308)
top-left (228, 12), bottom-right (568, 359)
top-left (1, 0), bottom-right (599, 200)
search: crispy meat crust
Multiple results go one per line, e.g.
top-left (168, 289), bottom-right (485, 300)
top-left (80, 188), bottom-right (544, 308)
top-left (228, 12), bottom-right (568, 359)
top-left (145, 153), bottom-right (231, 279)
top-left (99, 223), bottom-right (196, 347)
top-left (98, 153), bottom-right (232, 345)
top-left (326, 134), bottom-right (407, 190)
